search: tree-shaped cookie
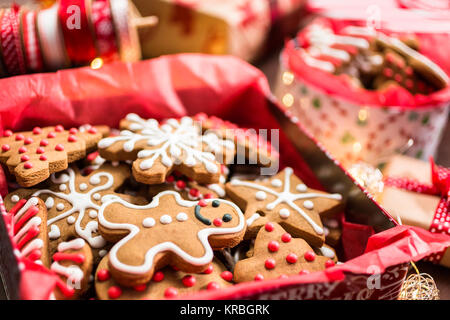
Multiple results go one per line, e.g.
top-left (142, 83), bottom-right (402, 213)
top-left (4, 163), bottom-right (144, 263)
top-left (0, 125), bottom-right (102, 186)
top-left (50, 238), bottom-right (93, 300)
top-left (8, 197), bottom-right (50, 267)
top-left (95, 257), bottom-right (233, 300)
top-left (233, 222), bottom-right (333, 283)
top-left (98, 114), bottom-right (235, 185)
top-left (225, 167), bottom-right (343, 247)
top-left (98, 190), bottom-right (245, 287)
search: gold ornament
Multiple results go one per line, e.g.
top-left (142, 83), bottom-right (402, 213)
top-left (398, 272), bottom-right (440, 300)
top-left (347, 162), bottom-right (384, 200)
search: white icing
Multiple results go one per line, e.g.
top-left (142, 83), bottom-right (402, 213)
top-left (89, 210), bottom-right (98, 219)
top-left (98, 114), bottom-right (221, 174)
top-left (98, 190), bottom-right (245, 275)
top-left (13, 197), bottom-right (38, 224)
top-left (296, 184), bottom-right (307, 192)
top-left (206, 184), bottom-right (226, 197)
top-left (33, 168), bottom-right (110, 248)
top-left (20, 238), bottom-right (43, 258)
top-left (79, 183), bottom-right (88, 191)
top-left (246, 213), bottom-right (261, 226)
top-left (67, 216), bottom-right (75, 224)
top-left (255, 191), bottom-right (267, 201)
top-left (303, 200), bottom-right (314, 210)
top-left (56, 203), bottom-right (65, 211)
top-left (318, 246), bottom-right (335, 259)
top-left (176, 212), bottom-right (188, 222)
top-left (271, 179), bottom-right (282, 187)
top-left (99, 249), bottom-right (107, 257)
top-left (13, 216), bottom-right (42, 243)
top-left (160, 215), bottom-right (172, 225)
top-left (93, 193), bottom-right (101, 201)
top-left (279, 208), bottom-right (290, 218)
top-left (11, 195), bottom-right (19, 203)
top-left (45, 197), bottom-right (54, 209)
top-left (230, 168), bottom-right (342, 235)
top-left (58, 238), bottom-right (85, 252)
top-left (48, 225), bottom-right (61, 239)
top-left (142, 217), bottom-right (155, 228)
top-left (51, 262), bottom-right (84, 284)
top-left (59, 184), bottom-right (67, 191)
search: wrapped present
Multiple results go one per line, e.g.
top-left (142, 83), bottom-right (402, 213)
top-left (380, 155), bottom-right (450, 268)
top-left (274, 17), bottom-right (450, 168)
top-left (132, 0), bottom-right (306, 61)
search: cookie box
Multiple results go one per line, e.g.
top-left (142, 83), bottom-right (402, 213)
top-left (0, 54), bottom-right (449, 300)
top-left (274, 17), bottom-right (450, 168)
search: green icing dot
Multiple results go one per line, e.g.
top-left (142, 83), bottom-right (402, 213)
top-left (415, 150), bottom-right (423, 159)
top-left (222, 214), bottom-right (232, 222)
top-left (312, 97), bottom-right (321, 109)
top-left (408, 112), bottom-right (419, 121)
top-left (421, 114), bottom-right (430, 125)
top-left (212, 200), bottom-right (220, 208)
top-left (341, 132), bottom-right (356, 144)
top-left (301, 86), bottom-right (308, 95)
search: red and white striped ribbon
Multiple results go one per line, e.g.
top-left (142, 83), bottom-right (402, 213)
top-left (21, 10), bottom-right (44, 73)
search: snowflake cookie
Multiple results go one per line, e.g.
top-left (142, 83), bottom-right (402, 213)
top-left (98, 114), bottom-right (235, 185)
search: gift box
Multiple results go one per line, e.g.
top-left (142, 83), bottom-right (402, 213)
top-left (380, 155), bottom-right (450, 268)
top-left (132, 0), bottom-right (306, 62)
top-left (0, 54), bottom-right (449, 300)
top-left (274, 17), bottom-right (450, 168)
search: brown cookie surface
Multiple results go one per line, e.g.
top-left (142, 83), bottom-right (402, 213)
top-left (98, 190), bottom-right (246, 287)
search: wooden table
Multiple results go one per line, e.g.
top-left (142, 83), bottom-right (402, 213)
top-left (257, 52), bottom-right (450, 299)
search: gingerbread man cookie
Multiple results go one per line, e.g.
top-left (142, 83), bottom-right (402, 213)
top-left (9, 197), bottom-right (50, 267)
top-left (98, 114), bottom-right (235, 185)
top-left (95, 257), bottom-right (233, 300)
top-left (225, 167), bottom-right (343, 247)
top-left (98, 190), bottom-right (245, 287)
top-left (50, 238), bottom-right (93, 300)
top-left (233, 222), bottom-right (333, 283)
top-left (0, 125), bottom-right (102, 187)
top-left (4, 163), bottom-right (145, 263)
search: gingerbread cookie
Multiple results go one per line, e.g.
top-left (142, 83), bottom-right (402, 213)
top-left (50, 238), bottom-right (93, 300)
top-left (194, 113), bottom-right (279, 167)
top-left (314, 244), bottom-right (338, 263)
top-left (148, 165), bottom-right (229, 200)
top-left (323, 217), bottom-right (342, 247)
top-left (225, 167), bottom-right (343, 247)
top-left (98, 190), bottom-right (245, 287)
top-left (9, 197), bottom-right (50, 267)
top-left (95, 257), bottom-right (232, 300)
top-left (0, 125), bottom-right (102, 187)
top-left (4, 163), bottom-right (145, 263)
top-left (234, 222), bottom-right (333, 283)
top-left (98, 114), bottom-right (235, 185)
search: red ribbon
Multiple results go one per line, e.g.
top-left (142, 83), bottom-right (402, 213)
top-left (384, 157), bottom-right (450, 263)
top-left (91, 0), bottom-right (119, 62)
top-left (58, 0), bottom-right (97, 65)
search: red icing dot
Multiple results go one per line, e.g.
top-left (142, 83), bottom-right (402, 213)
top-left (265, 258), bottom-right (276, 270)
top-left (108, 286), bottom-right (122, 299)
top-left (383, 68), bottom-right (393, 78)
top-left (36, 147), bottom-right (45, 154)
top-left (3, 130), bottom-right (12, 137)
top-left (166, 175), bottom-right (175, 183)
top-left (39, 155), bottom-right (48, 161)
top-left (55, 144), bottom-right (64, 151)
top-left (213, 218), bottom-right (223, 227)
top-left (176, 180), bottom-right (186, 189)
top-left (207, 282), bottom-right (220, 290)
top-left (254, 274), bottom-right (264, 281)
top-left (189, 188), bottom-right (200, 197)
top-left (47, 132), bottom-right (56, 138)
top-left (134, 284), bottom-right (147, 292)
top-left (171, 265), bottom-right (180, 271)
top-left (278, 274), bottom-right (288, 279)
top-left (182, 275), bottom-right (196, 287)
top-left (203, 264), bottom-right (213, 274)
top-left (24, 137), bottom-right (33, 145)
top-left (265, 222), bottom-right (274, 232)
top-left (152, 271), bottom-right (164, 282)
top-left (18, 146), bottom-right (27, 153)
top-left (15, 134), bottom-right (24, 141)
top-left (304, 251), bottom-right (316, 262)
top-left (20, 155), bottom-right (30, 162)
top-left (88, 127), bottom-right (97, 134)
top-left (325, 260), bottom-right (335, 268)
top-left (32, 127), bottom-right (42, 135)
top-left (286, 253), bottom-right (298, 264)
top-left (69, 128), bottom-right (78, 134)
top-left (164, 287), bottom-right (178, 298)
top-left (267, 240), bottom-right (279, 252)
top-left (1, 144), bottom-right (10, 152)
top-left (198, 200), bottom-right (207, 207)
top-left (97, 269), bottom-right (110, 281)
top-left (68, 135), bottom-right (77, 142)
top-left (220, 271), bottom-right (233, 282)
top-left (281, 233), bottom-right (291, 243)
top-left (55, 125), bottom-right (64, 132)
top-left (40, 139), bottom-right (49, 146)
top-left (299, 270), bottom-right (310, 275)
top-left (394, 74), bottom-right (403, 83)
top-left (405, 66), bottom-right (413, 76)
top-left (203, 193), bottom-right (214, 199)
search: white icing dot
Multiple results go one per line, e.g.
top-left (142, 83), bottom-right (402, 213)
top-left (79, 183), bottom-right (88, 191)
top-left (160, 215), bottom-right (172, 225)
top-left (67, 216), bottom-right (75, 224)
top-left (296, 184), bottom-right (307, 192)
top-left (93, 193), bottom-right (101, 200)
top-left (89, 210), bottom-right (98, 219)
top-left (45, 197), bottom-right (54, 209)
top-left (255, 191), bottom-right (267, 201)
top-left (176, 212), bottom-right (188, 222)
top-left (142, 217), bottom-right (155, 228)
top-left (48, 225), bottom-right (60, 239)
top-left (56, 203), bottom-right (65, 211)
top-left (271, 179), bottom-right (282, 187)
top-left (99, 250), bottom-right (107, 257)
top-left (11, 195), bottom-right (19, 203)
top-left (303, 200), bottom-right (314, 210)
top-left (279, 208), bottom-right (290, 218)
top-left (112, 161), bottom-right (119, 167)
top-left (59, 184), bottom-right (67, 191)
